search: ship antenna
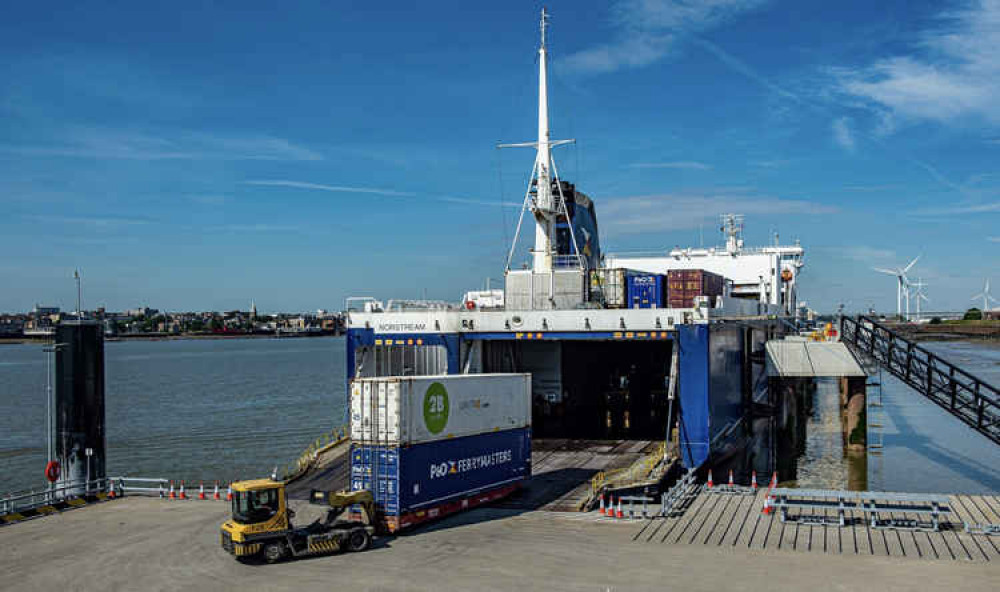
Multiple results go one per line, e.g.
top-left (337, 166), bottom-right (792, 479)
top-left (499, 8), bottom-right (580, 275)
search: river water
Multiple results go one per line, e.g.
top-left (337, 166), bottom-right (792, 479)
top-left (791, 340), bottom-right (1000, 494)
top-left (0, 337), bottom-right (346, 494)
top-left (2, 337), bottom-right (998, 496)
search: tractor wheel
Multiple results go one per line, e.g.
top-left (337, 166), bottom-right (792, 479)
top-left (347, 529), bottom-right (372, 552)
top-left (263, 541), bottom-right (287, 564)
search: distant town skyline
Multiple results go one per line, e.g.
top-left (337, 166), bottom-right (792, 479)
top-left (1, 1), bottom-right (998, 313)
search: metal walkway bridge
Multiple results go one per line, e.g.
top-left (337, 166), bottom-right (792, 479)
top-left (840, 315), bottom-right (1000, 445)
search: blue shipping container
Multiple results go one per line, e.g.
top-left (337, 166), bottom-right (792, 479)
top-left (350, 427), bottom-right (531, 516)
top-left (627, 274), bottom-right (665, 309)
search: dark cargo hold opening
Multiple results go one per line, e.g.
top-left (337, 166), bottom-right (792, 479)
top-left (481, 340), bottom-right (672, 441)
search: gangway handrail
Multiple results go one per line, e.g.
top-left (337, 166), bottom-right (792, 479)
top-left (840, 315), bottom-right (1000, 445)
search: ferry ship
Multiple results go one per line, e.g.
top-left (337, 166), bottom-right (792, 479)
top-left (344, 10), bottom-right (805, 491)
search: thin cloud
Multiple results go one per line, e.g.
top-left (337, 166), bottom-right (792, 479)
top-left (599, 192), bottom-right (835, 235)
top-left (629, 161), bottom-right (712, 170)
top-left (836, 1), bottom-right (1000, 126)
top-left (834, 245), bottom-right (897, 263)
top-left (24, 214), bottom-right (150, 228)
top-left (843, 184), bottom-right (900, 192)
top-left (246, 179), bottom-right (518, 208)
top-left (832, 117), bottom-right (855, 151)
top-left (911, 202), bottom-right (1000, 215)
top-left (988, 237), bottom-right (1000, 243)
top-left (690, 36), bottom-right (800, 102)
top-left (0, 128), bottom-right (322, 161)
top-left (246, 180), bottom-right (415, 197)
top-left (560, 0), bottom-right (769, 75)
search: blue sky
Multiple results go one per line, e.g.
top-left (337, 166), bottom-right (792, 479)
top-left (1, 0), bottom-right (998, 314)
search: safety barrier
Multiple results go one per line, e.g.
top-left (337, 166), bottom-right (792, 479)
top-left (766, 488), bottom-right (953, 531)
top-left (0, 478), bottom-right (115, 525)
top-left (658, 469), bottom-right (700, 517)
top-left (705, 470), bottom-right (758, 496)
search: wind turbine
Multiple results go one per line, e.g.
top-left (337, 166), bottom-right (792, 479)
top-left (971, 279), bottom-right (998, 313)
top-left (910, 278), bottom-right (929, 321)
top-left (873, 255), bottom-right (920, 320)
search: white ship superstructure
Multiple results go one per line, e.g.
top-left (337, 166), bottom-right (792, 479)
top-left (606, 215), bottom-right (804, 315)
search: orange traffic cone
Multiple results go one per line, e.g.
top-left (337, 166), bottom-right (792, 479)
top-left (615, 497), bottom-right (623, 519)
top-left (762, 495), bottom-right (773, 515)
top-left (213, 481), bottom-right (221, 501)
top-left (769, 472), bottom-right (778, 490)
top-left (728, 470), bottom-right (734, 487)
top-left (168, 481), bottom-right (176, 500)
top-left (198, 481), bottom-right (206, 500)
top-left (108, 480), bottom-right (116, 499)
top-left (179, 481), bottom-right (187, 500)
top-left (707, 470), bottom-right (714, 488)
top-left (751, 471), bottom-right (758, 490)
top-left (599, 494), bottom-right (606, 516)
top-left (226, 483), bottom-right (233, 502)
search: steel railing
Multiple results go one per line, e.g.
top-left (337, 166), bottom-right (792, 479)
top-left (1, 477), bottom-right (111, 515)
top-left (841, 315), bottom-right (1000, 445)
top-left (281, 426), bottom-right (350, 482)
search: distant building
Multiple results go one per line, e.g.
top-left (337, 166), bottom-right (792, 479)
top-left (985, 309), bottom-right (1000, 321)
top-left (33, 305), bottom-right (60, 317)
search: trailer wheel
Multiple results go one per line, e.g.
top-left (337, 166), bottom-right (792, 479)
top-left (263, 541), bottom-right (287, 564)
top-left (347, 529), bottom-right (371, 552)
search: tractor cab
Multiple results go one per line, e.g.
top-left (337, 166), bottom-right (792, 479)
top-left (220, 478), bottom-right (376, 563)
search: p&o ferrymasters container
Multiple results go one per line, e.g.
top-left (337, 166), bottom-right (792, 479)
top-left (350, 428), bottom-right (531, 532)
top-left (349, 373), bottom-right (532, 531)
top-left (350, 373), bottom-right (531, 445)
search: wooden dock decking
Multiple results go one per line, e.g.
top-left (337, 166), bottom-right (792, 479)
top-left (566, 488), bottom-right (1000, 562)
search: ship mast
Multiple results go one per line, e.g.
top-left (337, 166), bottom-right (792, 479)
top-left (533, 8), bottom-right (554, 272)
top-left (501, 8), bottom-right (578, 274)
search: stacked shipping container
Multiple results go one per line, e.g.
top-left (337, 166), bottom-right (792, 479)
top-left (666, 269), bottom-right (725, 308)
top-left (349, 374), bottom-right (532, 532)
top-left (626, 273), bottom-right (665, 309)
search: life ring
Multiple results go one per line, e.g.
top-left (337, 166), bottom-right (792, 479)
top-left (465, 301), bottom-right (476, 310)
top-left (45, 460), bottom-right (61, 483)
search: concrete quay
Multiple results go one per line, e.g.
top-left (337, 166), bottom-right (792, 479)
top-left (0, 496), bottom-right (996, 592)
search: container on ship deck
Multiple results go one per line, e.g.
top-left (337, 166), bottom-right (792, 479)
top-left (666, 269), bottom-right (725, 308)
top-left (590, 268), bottom-right (628, 308)
top-left (350, 373), bottom-right (531, 446)
top-left (349, 427), bottom-right (532, 532)
top-left (626, 273), bottom-right (665, 309)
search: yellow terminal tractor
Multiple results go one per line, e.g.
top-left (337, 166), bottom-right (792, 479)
top-left (220, 478), bottom-right (377, 563)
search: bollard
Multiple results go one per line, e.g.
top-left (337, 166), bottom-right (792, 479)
top-left (198, 482), bottom-right (206, 500)
top-left (213, 481), bottom-right (221, 501)
top-left (169, 481), bottom-right (176, 500)
top-left (179, 481), bottom-right (187, 500)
